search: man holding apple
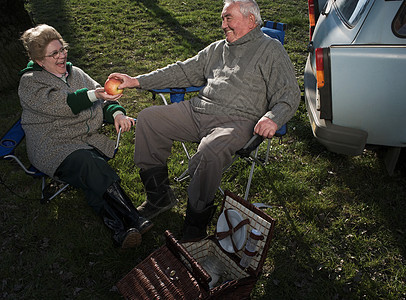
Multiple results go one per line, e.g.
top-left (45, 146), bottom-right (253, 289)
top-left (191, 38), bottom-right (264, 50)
top-left (109, 0), bottom-right (300, 241)
top-left (19, 24), bottom-right (153, 249)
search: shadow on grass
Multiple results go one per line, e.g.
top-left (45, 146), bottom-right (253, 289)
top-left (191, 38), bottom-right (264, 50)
top-left (291, 101), bottom-right (406, 260)
top-left (239, 107), bottom-right (406, 298)
top-left (137, 0), bottom-right (207, 52)
top-left (28, 0), bottom-right (207, 63)
top-left (28, 0), bottom-right (72, 38)
top-left (252, 167), bottom-right (365, 299)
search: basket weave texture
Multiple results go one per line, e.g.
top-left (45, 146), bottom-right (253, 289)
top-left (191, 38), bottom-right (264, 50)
top-left (117, 191), bottom-right (275, 300)
top-left (116, 242), bottom-right (209, 299)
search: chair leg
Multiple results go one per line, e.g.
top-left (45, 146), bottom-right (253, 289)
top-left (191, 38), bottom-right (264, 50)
top-left (40, 177), bottom-right (70, 204)
top-left (244, 147), bottom-right (259, 200)
top-left (47, 182), bottom-right (69, 202)
top-left (174, 168), bottom-right (190, 182)
top-left (41, 177), bottom-right (46, 202)
top-left (264, 139), bottom-right (271, 164)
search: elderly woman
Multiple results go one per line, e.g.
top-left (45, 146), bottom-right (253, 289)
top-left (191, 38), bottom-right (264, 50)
top-left (18, 24), bottom-right (152, 249)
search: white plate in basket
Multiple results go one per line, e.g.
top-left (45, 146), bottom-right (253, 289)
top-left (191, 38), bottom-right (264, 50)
top-left (216, 209), bottom-right (247, 253)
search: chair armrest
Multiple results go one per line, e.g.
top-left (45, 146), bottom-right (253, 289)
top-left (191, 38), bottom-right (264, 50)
top-left (0, 118), bottom-right (25, 158)
top-left (150, 86), bottom-right (205, 104)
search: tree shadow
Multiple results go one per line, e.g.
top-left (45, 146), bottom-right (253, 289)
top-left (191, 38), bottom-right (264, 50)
top-left (137, 0), bottom-right (208, 52)
top-left (28, 0), bottom-right (71, 36)
top-left (28, 0), bottom-right (208, 62)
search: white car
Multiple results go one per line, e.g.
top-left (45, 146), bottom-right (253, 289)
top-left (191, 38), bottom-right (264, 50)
top-left (304, 0), bottom-right (406, 173)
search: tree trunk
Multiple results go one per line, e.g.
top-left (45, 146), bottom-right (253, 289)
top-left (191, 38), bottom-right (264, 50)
top-left (0, 0), bottom-right (33, 92)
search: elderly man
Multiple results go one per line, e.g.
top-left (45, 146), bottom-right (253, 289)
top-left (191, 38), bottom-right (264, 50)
top-left (110, 0), bottom-right (300, 241)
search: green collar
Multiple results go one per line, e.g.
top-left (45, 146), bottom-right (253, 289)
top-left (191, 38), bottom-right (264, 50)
top-left (19, 61), bottom-right (73, 76)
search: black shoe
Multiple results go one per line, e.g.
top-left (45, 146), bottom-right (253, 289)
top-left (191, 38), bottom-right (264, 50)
top-left (181, 203), bottom-right (217, 242)
top-left (104, 182), bottom-right (153, 235)
top-left (102, 205), bottom-right (142, 248)
top-left (138, 166), bottom-right (178, 219)
top-left (120, 228), bottom-right (142, 249)
top-left (182, 224), bottom-right (208, 242)
top-left (135, 215), bottom-right (154, 235)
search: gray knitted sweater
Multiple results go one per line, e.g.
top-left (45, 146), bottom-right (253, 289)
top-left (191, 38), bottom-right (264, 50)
top-left (137, 26), bottom-right (300, 128)
top-left (18, 62), bottom-right (125, 177)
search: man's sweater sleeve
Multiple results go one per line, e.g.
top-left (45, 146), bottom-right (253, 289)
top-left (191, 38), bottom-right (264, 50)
top-left (137, 46), bottom-right (211, 90)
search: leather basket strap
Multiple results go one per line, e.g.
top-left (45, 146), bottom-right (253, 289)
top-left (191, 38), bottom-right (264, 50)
top-left (215, 209), bottom-right (249, 252)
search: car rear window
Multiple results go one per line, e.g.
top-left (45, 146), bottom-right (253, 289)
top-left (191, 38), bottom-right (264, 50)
top-left (335, 0), bottom-right (370, 27)
top-left (393, 1), bottom-right (406, 38)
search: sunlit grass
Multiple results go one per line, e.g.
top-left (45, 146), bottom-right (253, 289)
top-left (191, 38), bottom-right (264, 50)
top-left (1, 0), bottom-right (405, 299)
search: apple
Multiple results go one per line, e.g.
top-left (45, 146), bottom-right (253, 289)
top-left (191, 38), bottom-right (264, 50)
top-left (104, 78), bottom-right (124, 95)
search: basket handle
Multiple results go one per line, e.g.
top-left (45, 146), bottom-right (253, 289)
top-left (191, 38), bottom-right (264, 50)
top-left (164, 230), bottom-right (211, 290)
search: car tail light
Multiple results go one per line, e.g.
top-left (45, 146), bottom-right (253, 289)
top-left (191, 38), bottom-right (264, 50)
top-left (308, 0), bottom-right (316, 39)
top-left (315, 48), bottom-right (325, 88)
top-left (315, 47), bottom-right (332, 120)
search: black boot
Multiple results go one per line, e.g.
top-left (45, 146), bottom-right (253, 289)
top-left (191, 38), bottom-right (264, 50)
top-left (102, 204), bottom-right (141, 248)
top-left (138, 166), bottom-right (177, 219)
top-left (181, 202), bottom-right (217, 242)
top-left (104, 182), bottom-right (154, 235)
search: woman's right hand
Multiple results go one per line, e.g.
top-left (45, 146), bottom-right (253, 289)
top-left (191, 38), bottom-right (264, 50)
top-left (95, 88), bottom-right (123, 101)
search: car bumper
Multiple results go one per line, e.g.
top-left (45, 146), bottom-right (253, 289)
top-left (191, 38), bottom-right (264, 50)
top-left (304, 58), bottom-right (368, 156)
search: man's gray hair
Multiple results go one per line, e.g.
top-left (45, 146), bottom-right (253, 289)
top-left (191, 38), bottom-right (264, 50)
top-left (223, 0), bottom-right (263, 26)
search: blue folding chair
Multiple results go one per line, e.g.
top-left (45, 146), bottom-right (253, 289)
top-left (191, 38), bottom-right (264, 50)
top-left (1, 117), bottom-right (124, 203)
top-left (0, 118), bottom-right (69, 203)
top-left (150, 21), bottom-right (288, 200)
top-left (261, 20), bottom-right (287, 46)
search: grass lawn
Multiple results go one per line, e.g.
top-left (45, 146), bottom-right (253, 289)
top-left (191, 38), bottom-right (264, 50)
top-left (1, 0), bottom-right (405, 299)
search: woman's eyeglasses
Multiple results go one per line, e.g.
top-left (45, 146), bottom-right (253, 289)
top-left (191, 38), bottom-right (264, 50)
top-left (44, 46), bottom-right (68, 59)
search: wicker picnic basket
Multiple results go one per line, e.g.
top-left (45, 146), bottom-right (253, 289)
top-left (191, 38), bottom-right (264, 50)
top-left (116, 191), bottom-right (276, 299)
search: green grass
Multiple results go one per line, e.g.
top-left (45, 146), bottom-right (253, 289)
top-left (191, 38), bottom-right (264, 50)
top-left (1, 0), bottom-right (406, 299)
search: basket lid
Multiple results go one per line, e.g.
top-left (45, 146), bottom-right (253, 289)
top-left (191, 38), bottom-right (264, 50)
top-left (215, 191), bottom-right (276, 277)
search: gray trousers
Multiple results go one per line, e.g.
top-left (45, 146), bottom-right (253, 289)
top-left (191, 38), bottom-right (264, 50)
top-left (134, 101), bottom-right (256, 211)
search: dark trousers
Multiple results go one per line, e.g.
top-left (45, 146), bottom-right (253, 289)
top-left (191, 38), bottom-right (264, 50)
top-left (54, 149), bottom-right (120, 214)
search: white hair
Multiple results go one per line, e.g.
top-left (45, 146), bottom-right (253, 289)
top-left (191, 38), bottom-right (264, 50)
top-left (223, 0), bottom-right (263, 25)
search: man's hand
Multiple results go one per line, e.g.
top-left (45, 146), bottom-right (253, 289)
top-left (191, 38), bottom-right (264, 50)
top-left (254, 117), bottom-right (278, 139)
top-left (108, 73), bottom-right (140, 90)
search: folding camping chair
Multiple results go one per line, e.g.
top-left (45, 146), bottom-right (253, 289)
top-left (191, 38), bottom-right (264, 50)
top-left (150, 21), bottom-right (288, 200)
top-left (0, 117), bottom-right (123, 203)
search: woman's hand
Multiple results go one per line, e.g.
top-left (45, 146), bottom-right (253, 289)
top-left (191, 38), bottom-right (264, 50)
top-left (114, 114), bottom-right (135, 133)
top-left (95, 88), bottom-right (122, 101)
